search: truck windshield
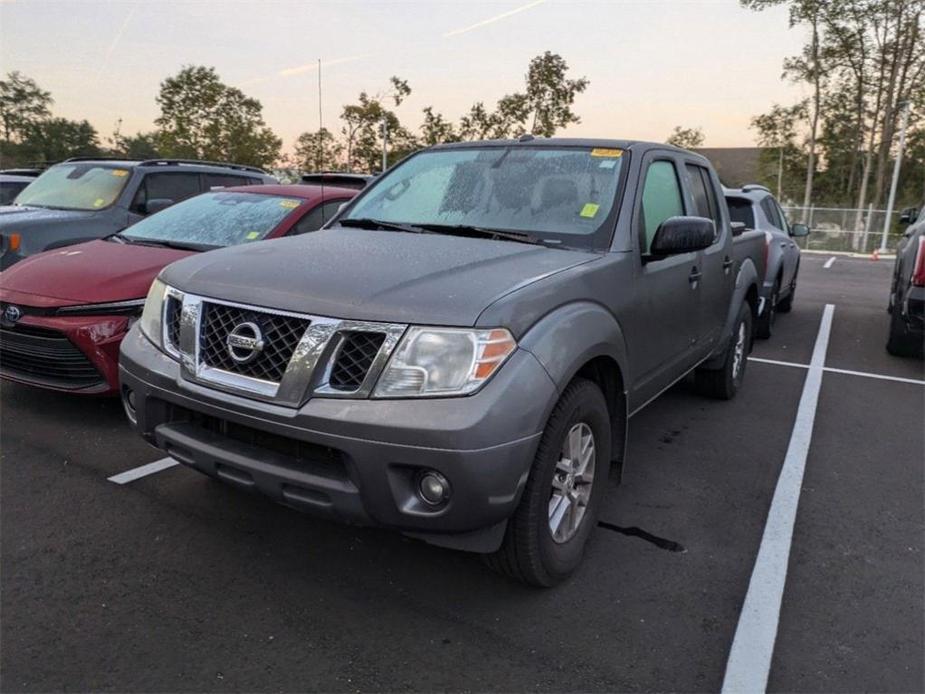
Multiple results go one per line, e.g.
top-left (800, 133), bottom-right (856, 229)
top-left (343, 146), bottom-right (625, 247)
top-left (14, 164), bottom-right (131, 211)
top-left (118, 191), bottom-right (301, 248)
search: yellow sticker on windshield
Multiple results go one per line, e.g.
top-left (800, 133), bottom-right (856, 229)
top-left (580, 203), bottom-right (600, 218)
top-left (279, 199), bottom-right (299, 209)
top-left (590, 148), bottom-right (622, 158)
top-left (111, 169), bottom-right (129, 177)
top-left (246, 231), bottom-right (260, 240)
top-left (93, 198), bottom-right (105, 207)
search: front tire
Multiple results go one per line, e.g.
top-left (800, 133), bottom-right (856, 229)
top-left (695, 302), bottom-right (752, 400)
top-left (485, 378), bottom-right (612, 587)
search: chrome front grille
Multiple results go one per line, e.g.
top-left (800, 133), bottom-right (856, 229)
top-left (199, 302), bottom-right (309, 383)
top-left (165, 292), bottom-right (406, 405)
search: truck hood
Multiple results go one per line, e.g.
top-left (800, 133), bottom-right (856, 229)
top-left (161, 227), bottom-right (600, 326)
top-left (0, 239), bottom-right (193, 305)
top-left (0, 205), bottom-right (98, 229)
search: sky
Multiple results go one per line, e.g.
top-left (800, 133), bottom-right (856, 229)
top-left (0, 0), bottom-right (810, 153)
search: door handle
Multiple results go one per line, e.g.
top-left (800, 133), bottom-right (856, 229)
top-left (780, 242), bottom-right (788, 248)
top-left (722, 257), bottom-right (733, 271)
top-left (689, 267), bottom-right (702, 284)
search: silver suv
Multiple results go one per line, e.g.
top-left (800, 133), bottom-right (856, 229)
top-left (724, 185), bottom-right (809, 338)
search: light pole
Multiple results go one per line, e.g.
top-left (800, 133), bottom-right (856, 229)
top-left (880, 100), bottom-right (911, 253)
top-left (381, 117), bottom-right (389, 173)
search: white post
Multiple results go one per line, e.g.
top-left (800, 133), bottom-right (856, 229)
top-left (381, 118), bottom-right (388, 173)
top-left (880, 100), bottom-right (910, 253)
top-left (862, 202), bottom-right (874, 253)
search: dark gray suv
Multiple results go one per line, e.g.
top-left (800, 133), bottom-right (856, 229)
top-left (725, 185), bottom-right (809, 338)
top-left (0, 158), bottom-right (276, 270)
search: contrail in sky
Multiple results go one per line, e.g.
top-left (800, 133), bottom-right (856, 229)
top-left (443, 0), bottom-right (546, 38)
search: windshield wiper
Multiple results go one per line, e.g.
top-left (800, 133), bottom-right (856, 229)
top-left (338, 218), bottom-right (428, 234)
top-left (118, 236), bottom-right (217, 252)
top-left (416, 224), bottom-right (546, 246)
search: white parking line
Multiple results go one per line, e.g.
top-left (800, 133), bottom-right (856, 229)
top-left (722, 304), bottom-right (834, 693)
top-left (108, 457), bottom-right (179, 485)
top-left (823, 256), bottom-right (836, 269)
top-left (749, 356), bottom-right (924, 386)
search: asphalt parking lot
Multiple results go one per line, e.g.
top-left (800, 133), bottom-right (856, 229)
top-left (1, 252), bottom-right (922, 692)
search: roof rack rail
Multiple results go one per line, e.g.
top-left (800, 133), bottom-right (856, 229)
top-left (741, 183), bottom-right (771, 194)
top-left (63, 156), bottom-right (138, 163)
top-left (138, 159), bottom-right (268, 174)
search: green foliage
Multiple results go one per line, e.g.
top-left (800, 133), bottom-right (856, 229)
top-left (111, 131), bottom-right (161, 159)
top-left (0, 71), bottom-right (52, 142)
top-left (154, 65), bottom-right (281, 168)
top-left (665, 126), bottom-right (705, 149)
top-left (293, 127), bottom-right (343, 171)
top-left (525, 51), bottom-right (589, 136)
top-left (420, 106), bottom-right (458, 145)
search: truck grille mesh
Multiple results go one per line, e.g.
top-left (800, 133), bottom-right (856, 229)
top-left (199, 303), bottom-right (308, 383)
top-left (165, 295), bottom-right (182, 352)
top-left (329, 331), bottom-right (386, 390)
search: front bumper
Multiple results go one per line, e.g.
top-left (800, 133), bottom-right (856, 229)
top-left (119, 327), bottom-right (558, 552)
top-left (0, 313), bottom-right (129, 394)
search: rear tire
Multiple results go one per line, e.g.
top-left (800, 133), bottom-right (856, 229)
top-left (755, 279), bottom-right (779, 339)
top-left (886, 307), bottom-right (923, 358)
top-left (485, 378), bottom-right (611, 587)
top-left (695, 302), bottom-right (752, 400)
top-left (778, 269), bottom-right (797, 313)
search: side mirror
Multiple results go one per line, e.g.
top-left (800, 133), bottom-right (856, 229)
top-left (790, 223), bottom-right (810, 237)
top-left (650, 216), bottom-right (715, 257)
top-left (899, 207), bottom-right (919, 225)
top-left (144, 198), bottom-right (175, 215)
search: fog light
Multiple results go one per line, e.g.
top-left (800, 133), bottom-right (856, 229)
top-left (121, 386), bottom-right (137, 426)
top-left (418, 471), bottom-right (450, 506)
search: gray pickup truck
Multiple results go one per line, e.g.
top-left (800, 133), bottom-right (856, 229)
top-left (120, 138), bottom-right (765, 586)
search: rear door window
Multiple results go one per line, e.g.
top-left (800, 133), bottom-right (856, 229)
top-left (685, 164), bottom-right (718, 222)
top-left (205, 173), bottom-right (252, 190)
top-left (726, 197), bottom-right (755, 229)
top-left (290, 200), bottom-right (348, 235)
top-left (134, 173), bottom-right (202, 212)
top-left (640, 160), bottom-right (685, 252)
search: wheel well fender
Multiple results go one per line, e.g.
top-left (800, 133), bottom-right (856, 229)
top-left (517, 302), bottom-right (629, 474)
top-left (704, 259), bottom-right (760, 368)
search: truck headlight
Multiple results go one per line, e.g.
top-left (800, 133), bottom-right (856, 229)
top-left (373, 327), bottom-right (516, 397)
top-left (139, 278), bottom-right (168, 350)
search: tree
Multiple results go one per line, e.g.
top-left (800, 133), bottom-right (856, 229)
top-left (340, 77), bottom-right (415, 172)
top-left (665, 126), bottom-right (705, 149)
top-left (154, 65), bottom-right (281, 168)
top-left (420, 106), bottom-right (458, 145)
top-left (293, 127), bottom-right (343, 171)
top-left (0, 71), bottom-right (52, 142)
top-left (751, 102), bottom-right (807, 201)
top-left (524, 51), bottom-right (589, 136)
top-left (22, 118), bottom-right (101, 162)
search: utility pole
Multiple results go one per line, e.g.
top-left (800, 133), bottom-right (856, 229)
top-left (777, 146), bottom-right (783, 200)
top-left (880, 100), bottom-right (911, 253)
top-left (381, 117), bottom-right (388, 173)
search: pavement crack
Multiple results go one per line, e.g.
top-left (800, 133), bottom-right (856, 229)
top-left (597, 520), bottom-right (687, 553)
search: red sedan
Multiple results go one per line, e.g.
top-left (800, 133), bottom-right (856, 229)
top-left (0, 184), bottom-right (357, 395)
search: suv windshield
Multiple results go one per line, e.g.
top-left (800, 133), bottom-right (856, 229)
top-left (119, 191), bottom-right (302, 248)
top-left (343, 145), bottom-right (625, 247)
top-left (15, 164), bottom-right (131, 211)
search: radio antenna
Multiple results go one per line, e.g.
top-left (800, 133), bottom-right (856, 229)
top-left (317, 57), bottom-right (326, 223)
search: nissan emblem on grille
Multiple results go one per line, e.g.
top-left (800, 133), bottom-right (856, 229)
top-left (226, 322), bottom-right (265, 364)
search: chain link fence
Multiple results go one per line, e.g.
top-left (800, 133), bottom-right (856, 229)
top-left (781, 205), bottom-right (904, 254)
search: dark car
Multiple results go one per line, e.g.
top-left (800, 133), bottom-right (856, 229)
top-left (0, 184), bottom-right (357, 395)
top-left (0, 173), bottom-right (38, 206)
top-left (300, 172), bottom-right (373, 190)
top-left (0, 157), bottom-right (277, 270)
top-left (120, 138), bottom-right (765, 586)
top-left (725, 185), bottom-right (809, 338)
top-left (887, 205), bottom-right (925, 357)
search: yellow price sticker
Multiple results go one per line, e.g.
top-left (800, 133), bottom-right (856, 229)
top-left (279, 199), bottom-right (299, 209)
top-left (111, 169), bottom-right (129, 177)
top-left (580, 203), bottom-right (600, 218)
top-left (590, 148), bottom-right (622, 158)
top-left (246, 231), bottom-right (260, 240)
top-left (93, 198), bottom-right (105, 207)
